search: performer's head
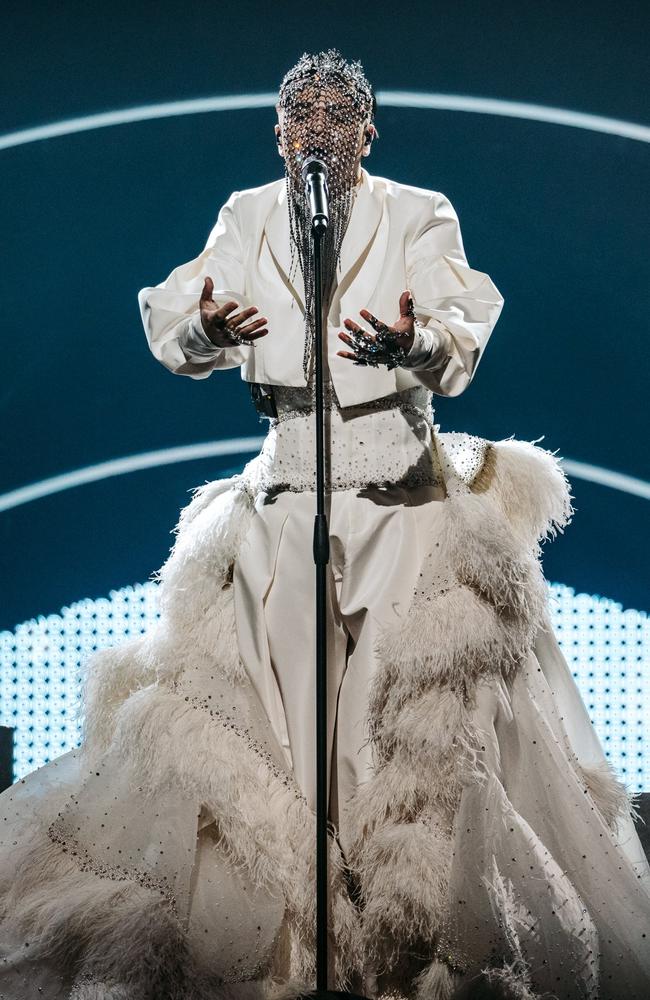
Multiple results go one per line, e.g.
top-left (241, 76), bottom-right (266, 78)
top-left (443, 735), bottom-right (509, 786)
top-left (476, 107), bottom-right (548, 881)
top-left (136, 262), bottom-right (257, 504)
top-left (273, 50), bottom-right (378, 367)
top-left (274, 48), bottom-right (378, 199)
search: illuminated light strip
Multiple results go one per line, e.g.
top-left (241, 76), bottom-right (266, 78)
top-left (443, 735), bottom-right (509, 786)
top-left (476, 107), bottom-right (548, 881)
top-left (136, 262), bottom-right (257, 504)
top-left (562, 459), bottom-right (650, 501)
top-left (0, 95), bottom-right (277, 150)
top-left (0, 443), bottom-right (648, 513)
top-left (0, 439), bottom-right (264, 513)
top-left (1, 93), bottom-right (649, 151)
top-left (378, 92), bottom-right (650, 142)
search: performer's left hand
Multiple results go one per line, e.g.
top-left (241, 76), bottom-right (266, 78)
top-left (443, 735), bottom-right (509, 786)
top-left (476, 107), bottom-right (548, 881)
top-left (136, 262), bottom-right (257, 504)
top-left (337, 289), bottom-right (416, 368)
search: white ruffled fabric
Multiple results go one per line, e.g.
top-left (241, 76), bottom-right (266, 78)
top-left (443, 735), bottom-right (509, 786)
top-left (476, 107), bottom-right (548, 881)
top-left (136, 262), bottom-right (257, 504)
top-left (0, 422), bottom-right (649, 1000)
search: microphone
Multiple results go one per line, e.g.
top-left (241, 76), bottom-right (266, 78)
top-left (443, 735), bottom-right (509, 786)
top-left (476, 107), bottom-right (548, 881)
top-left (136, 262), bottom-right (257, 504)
top-left (301, 157), bottom-right (329, 235)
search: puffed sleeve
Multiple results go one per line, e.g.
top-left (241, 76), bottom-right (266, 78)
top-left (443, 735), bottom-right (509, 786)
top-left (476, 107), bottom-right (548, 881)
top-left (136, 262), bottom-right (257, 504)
top-left (400, 191), bottom-right (504, 396)
top-left (137, 191), bottom-right (254, 378)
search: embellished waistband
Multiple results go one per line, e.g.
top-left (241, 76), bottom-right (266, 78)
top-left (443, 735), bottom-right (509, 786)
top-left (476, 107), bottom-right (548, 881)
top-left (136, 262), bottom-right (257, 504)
top-left (269, 381), bottom-right (435, 425)
top-left (239, 382), bottom-right (446, 495)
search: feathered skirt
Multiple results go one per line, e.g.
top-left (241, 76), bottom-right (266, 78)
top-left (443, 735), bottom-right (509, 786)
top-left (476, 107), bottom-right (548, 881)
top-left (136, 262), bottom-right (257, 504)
top-left (1, 432), bottom-right (649, 1000)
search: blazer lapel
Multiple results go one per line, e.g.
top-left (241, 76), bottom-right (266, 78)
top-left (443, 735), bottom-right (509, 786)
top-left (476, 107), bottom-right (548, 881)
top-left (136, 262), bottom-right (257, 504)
top-left (263, 179), bottom-right (306, 312)
top-left (262, 167), bottom-right (384, 316)
top-left (335, 168), bottom-right (383, 294)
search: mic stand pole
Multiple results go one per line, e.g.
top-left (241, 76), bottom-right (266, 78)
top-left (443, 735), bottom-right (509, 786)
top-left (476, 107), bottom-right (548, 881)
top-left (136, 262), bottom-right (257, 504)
top-left (303, 219), bottom-right (369, 1000)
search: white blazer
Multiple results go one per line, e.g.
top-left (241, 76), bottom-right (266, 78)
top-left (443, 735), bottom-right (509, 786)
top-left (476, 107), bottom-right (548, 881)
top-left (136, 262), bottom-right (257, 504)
top-left (138, 168), bottom-right (505, 408)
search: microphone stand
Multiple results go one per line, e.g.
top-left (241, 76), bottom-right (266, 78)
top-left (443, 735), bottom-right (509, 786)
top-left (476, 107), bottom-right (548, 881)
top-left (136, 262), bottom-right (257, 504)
top-left (302, 213), bottom-right (369, 1000)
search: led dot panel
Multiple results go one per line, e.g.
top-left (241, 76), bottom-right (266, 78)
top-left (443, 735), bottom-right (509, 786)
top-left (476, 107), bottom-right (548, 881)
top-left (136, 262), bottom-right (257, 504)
top-left (1, 581), bottom-right (648, 791)
top-left (548, 583), bottom-right (648, 792)
top-left (0, 585), bottom-right (158, 781)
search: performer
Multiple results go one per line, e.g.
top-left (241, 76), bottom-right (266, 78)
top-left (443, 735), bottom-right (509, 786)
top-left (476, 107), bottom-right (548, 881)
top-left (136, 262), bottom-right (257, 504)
top-left (1, 48), bottom-right (649, 1000)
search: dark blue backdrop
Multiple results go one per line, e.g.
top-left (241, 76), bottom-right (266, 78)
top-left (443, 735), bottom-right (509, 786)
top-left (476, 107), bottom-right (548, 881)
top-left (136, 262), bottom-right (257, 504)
top-left (1, 0), bottom-right (648, 629)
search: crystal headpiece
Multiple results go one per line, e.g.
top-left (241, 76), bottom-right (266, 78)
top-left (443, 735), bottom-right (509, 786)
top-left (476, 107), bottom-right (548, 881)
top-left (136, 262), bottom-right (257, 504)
top-left (278, 48), bottom-right (375, 121)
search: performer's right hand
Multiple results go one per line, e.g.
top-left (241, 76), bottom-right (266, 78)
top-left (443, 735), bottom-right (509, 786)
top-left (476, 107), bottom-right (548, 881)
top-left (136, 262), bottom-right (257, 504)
top-left (199, 276), bottom-right (269, 347)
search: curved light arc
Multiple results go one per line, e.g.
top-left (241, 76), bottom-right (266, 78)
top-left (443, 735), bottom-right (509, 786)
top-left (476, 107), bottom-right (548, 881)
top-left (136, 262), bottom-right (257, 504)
top-left (561, 459), bottom-right (650, 501)
top-left (1, 92), bottom-right (649, 152)
top-left (0, 443), bottom-right (648, 514)
top-left (0, 439), bottom-right (264, 513)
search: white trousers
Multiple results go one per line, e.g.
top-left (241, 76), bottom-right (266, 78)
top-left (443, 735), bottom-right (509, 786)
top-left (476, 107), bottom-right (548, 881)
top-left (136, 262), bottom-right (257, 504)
top-left (233, 482), bottom-right (446, 857)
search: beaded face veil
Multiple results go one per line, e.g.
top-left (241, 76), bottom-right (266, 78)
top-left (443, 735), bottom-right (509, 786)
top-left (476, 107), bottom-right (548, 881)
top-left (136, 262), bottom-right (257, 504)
top-left (277, 49), bottom-right (375, 380)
